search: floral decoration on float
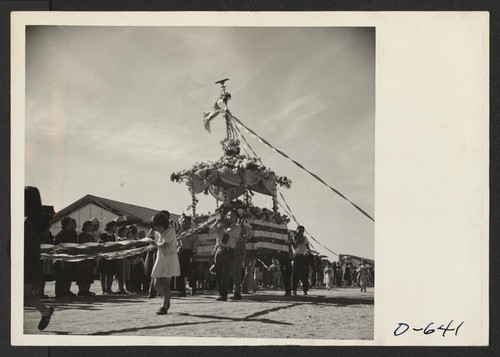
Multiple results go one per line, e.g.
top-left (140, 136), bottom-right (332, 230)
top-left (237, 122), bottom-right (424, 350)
top-left (170, 139), bottom-right (292, 198)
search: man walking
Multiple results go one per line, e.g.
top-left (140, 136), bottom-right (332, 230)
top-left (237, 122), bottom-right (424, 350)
top-left (177, 215), bottom-right (199, 297)
top-left (291, 225), bottom-right (311, 296)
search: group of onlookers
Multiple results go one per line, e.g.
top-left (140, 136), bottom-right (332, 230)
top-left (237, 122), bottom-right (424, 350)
top-left (231, 225), bottom-right (314, 297)
top-left (97, 221), bottom-right (152, 295)
top-left (38, 212), bottom-right (373, 301)
top-left (239, 252), bottom-right (375, 293)
top-left (52, 216), bottom-right (94, 297)
top-left (25, 185), bottom-right (373, 332)
top-left (323, 261), bottom-right (373, 291)
top-left (36, 217), bottom-right (156, 299)
top-left (36, 216), bottom-right (103, 298)
top-left (244, 259), bottom-right (374, 294)
top-left (208, 213), bottom-right (316, 299)
top-left (26, 184), bottom-right (374, 329)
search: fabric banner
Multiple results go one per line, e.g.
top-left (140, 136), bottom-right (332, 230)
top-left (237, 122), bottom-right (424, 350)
top-left (203, 94), bottom-right (228, 133)
top-left (40, 219), bottom-right (290, 262)
top-left (40, 238), bottom-right (154, 262)
top-left (193, 218), bottom-right (289, 261)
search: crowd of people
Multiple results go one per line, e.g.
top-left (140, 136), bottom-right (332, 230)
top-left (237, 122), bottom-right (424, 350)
top-left (24, 186), bottom-right (374, 330)
top-left (241, 235), bottom-right (374, 295)
top-left (247, 257), bottom-right (374, 293)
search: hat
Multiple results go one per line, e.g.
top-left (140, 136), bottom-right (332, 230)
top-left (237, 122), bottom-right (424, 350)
top-left (91, 218), bottom-right (101, 225)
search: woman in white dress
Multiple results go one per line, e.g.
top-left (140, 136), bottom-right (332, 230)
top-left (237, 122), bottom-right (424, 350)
top-left (323, 263), bottom-right (333, 290)
top-left (150, 211), bottom-right (180, 315)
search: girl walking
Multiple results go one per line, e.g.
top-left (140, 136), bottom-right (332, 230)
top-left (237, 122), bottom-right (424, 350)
top-left (150, 211), bottom-right (180, 315)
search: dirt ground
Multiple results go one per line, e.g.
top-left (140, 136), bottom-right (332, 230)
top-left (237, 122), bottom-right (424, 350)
top-left (23, 282), bottom-right (374, 341)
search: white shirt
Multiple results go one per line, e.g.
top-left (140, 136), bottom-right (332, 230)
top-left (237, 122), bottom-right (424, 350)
top-left (216, 223), bottom-right (241, 249)
top-left (292, 235), bottom-right (310, 255)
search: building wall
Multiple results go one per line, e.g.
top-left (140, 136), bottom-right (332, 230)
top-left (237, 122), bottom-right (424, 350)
top-left (50, 203), bottom-right (117, 236)
top-left (50, 203), bottom-right (151, 238)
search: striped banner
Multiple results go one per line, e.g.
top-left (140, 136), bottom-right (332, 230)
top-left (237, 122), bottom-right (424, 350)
top-left (193, 218), bottom-right (290, 261)
top-left (230, 115), bottom-right (374, 222)
top-left (40, 238), bottom-right (154, 262)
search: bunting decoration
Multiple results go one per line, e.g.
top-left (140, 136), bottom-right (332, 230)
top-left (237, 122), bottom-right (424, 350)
top-left (40, 238), bottom-right (154, 262)
top-left (194, 218), bottom-right (291, 261)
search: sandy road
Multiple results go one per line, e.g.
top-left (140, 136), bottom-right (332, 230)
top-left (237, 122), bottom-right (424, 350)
top-left (23, 283), bottom-right (374, 342)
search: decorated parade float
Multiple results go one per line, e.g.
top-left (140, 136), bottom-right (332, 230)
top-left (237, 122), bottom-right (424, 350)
top-left (39, 79), bottom-right (373, 268)
top-left (39, 81), bottom-right (296, 265)
top-left (171, 80), bottom-right (294, 262)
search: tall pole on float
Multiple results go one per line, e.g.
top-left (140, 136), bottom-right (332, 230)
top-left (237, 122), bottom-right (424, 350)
top-left (215, 78), bottom-right (231, 139)
top-left (215, 78), bottom-right (232, 204)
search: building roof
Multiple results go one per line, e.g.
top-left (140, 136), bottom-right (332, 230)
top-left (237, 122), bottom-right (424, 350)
top-left (52, 194), bottom-right (179, 225)
top-left (339, 254), bottom-right (374, 267)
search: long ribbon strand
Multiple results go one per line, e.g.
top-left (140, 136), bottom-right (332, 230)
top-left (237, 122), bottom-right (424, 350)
top-left (277, 189), bottom-right (339, 258)
top-left (231, 115), bottom-right (374, 222)
top-left (231, 116), bottom-right (339, 259)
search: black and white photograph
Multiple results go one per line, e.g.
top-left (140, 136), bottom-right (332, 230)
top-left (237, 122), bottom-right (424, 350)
top-left (21, 23), bottom-right (375, 340)
top-left (11, 11), bottom-right (488, 346)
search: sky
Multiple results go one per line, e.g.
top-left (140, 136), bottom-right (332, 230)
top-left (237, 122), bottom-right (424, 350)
top-left (25, 26), bottom-right (375, 260)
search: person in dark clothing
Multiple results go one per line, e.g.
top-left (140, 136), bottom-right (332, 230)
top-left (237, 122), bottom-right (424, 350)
top-left (76, 221), bottom-right (96, 296)
top-left (279, 235), bottom-right (294, 296)
top-left (313, 254), bottom-right (323, 287)
top-left (291, 226), bottom-right (311, 296)
top-left (128, 226), bottom-right (146, 292)
top-left (335, 263), bottom-right (343, 287)
top-left (212, 209), bottom-right (241, 301)
top-left (229, 218), bottom-right (248, 300)
top-left (54, 217), bottom-right (78, 297)
top-left (144, 227), bottom-right (158, 298)
top-left (98, 221), bottom-right (118, 294)
top-left (24, 186), bottom-right (54, 330)
top-left (177, 215), bottom-right (199, 297)
top-left (136, 230), bottom-right (151, 293)
top-left (37, 206), bottom-right (55, 299)
top-left (351, 266), bottom-right (358, 287)
top-left (344, 263), bottom-right (352, 287)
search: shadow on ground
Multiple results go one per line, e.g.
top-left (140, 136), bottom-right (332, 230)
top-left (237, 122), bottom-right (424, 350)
top-left (40, 294), bottom-right (149, 311)
top-left (235, 293), bottom-right (374, 306)
top-left (86, 306), bottom-right (297, 335)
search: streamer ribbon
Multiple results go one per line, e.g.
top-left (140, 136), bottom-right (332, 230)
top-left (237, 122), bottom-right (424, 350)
top-left (230, 115), bottom-right (374, 222)
top-left (232, 119), bottom-right (339, 257)
top-left (40, 238), bottom-right (155, 262)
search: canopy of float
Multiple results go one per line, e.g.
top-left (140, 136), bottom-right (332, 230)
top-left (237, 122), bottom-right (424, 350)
top-left (192, 170), bottom-right (274, 201)
top-left (189, 165), bottom-right (279, 200)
